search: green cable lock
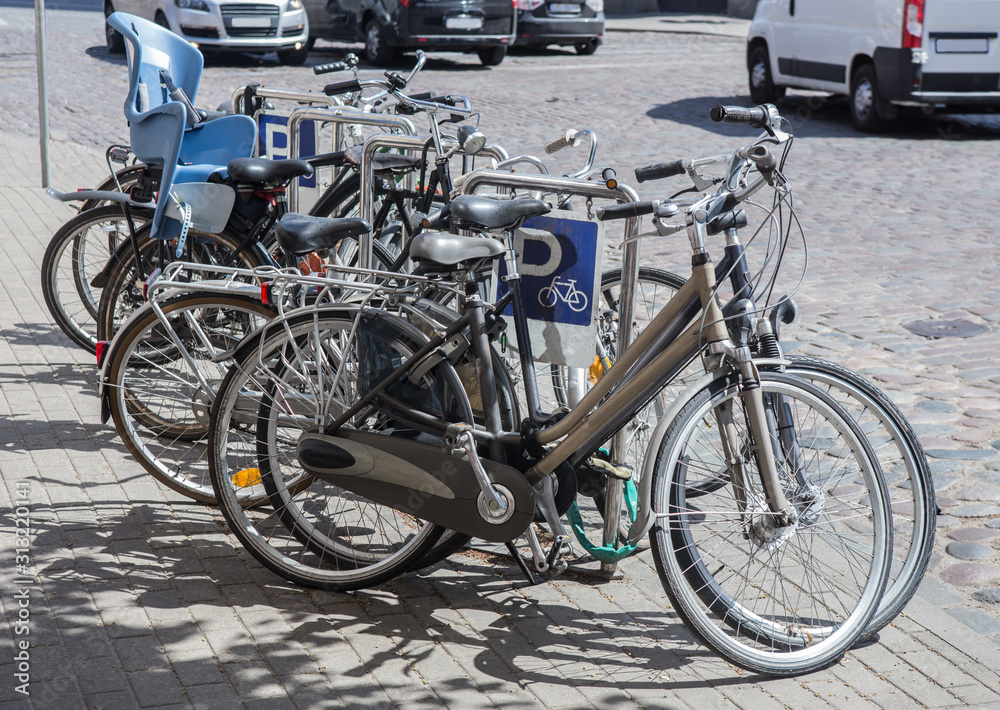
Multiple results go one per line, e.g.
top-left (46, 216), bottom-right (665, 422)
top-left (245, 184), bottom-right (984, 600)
top-left (565, 479), bottom-right (639, 563)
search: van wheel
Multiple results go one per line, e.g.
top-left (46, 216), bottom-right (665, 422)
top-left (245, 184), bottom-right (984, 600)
top-left (478, 47), bottom-right (506, 66)
top-left (364, 21), bottom-right (394, 67)
top-left (850, 64), bottom-right (894, 132)
top-left (575, 39), bottom-right (599, 56)
top-left (154, 11), bottom-right (170, 30)
top-left (748, 45), bottom-right (784, 104)
top-left (105, 2), bottom-right (124, 54)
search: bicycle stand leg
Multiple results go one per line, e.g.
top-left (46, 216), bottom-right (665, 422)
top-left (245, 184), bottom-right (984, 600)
top-left (505, 541), bottom-right (540, 586)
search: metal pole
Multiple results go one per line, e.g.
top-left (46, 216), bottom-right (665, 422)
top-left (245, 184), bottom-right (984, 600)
top-left (34, 0), bottom-right (51, 187)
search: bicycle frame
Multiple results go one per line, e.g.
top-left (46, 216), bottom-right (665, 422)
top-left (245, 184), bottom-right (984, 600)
top-left (325, 197), bottom-right (796, 537)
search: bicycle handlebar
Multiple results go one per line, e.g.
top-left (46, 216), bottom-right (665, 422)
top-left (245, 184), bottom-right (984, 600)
top-left (634, 160), bottom-right (685, 183)
top-left (545, 129), bottom-right (579, 154)
top-left (710, 104), bottom-right (769, 129)
top-left (323, 79), bottom-right (364, 96)
top-left (596, 200), bottom-right (658, 221)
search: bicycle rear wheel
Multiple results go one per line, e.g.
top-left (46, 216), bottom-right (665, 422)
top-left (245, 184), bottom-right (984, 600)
top-left (96, 225), bottom-right (268, 343)
top-left (649, 371), bottom-right (892, 675)
top-left (780, 357), bottom-right (935, 637)
top-left (41, 205), bottom-right (150, 352)
top-left (208, 307), bottom-right (454, 591)
top-left (104, 293), bottom-right (275, 503)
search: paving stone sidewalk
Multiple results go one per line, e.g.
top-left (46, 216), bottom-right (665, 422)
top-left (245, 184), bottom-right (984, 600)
top-left (1, 131), bottom-right (1000, 708)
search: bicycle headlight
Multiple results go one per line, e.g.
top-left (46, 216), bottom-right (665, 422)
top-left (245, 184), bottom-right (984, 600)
top-left (174, 0), bottom-right (210, 11)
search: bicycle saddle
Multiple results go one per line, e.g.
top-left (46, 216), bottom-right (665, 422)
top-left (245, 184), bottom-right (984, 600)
top-left (343, 145), bottom-right (424, 174)
top-left (274, 214), bottom-right (371, 256)
top-left (409, 232), bottom-right (504, 271)
top-left (450, 195), bottom-right (551, 232)
top-left (227, 158), bottom-right (313, 186)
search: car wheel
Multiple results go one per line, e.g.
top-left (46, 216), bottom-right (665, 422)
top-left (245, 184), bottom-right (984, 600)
top-left (154, 11), bottom-right (170, 30)
top-left (278, 38), bottom-right (313, 66)
top-left (850, 64), bottom-right (894, 132)
top-left (574, 39), bottom-right (598, 56)
top-left (105, 2), bottom-right (125, 54)
top-left (478, 46), bottom-right (506, 66)
top-left (748, 44), bottom-right (784, 104)
top-left (364, 20), bottom-right (394, 67)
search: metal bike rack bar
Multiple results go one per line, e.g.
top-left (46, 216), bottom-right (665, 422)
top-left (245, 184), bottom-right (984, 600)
top-left (359, 135), bottom-right (509, 269)
top-left (284, 108), bottom-right (419, 212)
top-left (229, 85), bottom-right (344, 115)
top-left (461, 169), bottom-right (642, 575)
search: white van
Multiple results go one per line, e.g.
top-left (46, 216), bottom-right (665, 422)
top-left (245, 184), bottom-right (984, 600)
top-left (747, 0), bottom-right (1000, 130)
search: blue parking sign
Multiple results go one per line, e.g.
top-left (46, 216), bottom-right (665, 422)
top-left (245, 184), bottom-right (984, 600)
top-left (497, 211), bottom-right (604, 367)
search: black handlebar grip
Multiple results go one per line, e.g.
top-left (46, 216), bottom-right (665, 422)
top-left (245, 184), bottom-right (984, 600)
top-left (313, 61), bottom-right (348, 75)
top-left (706, 209), bottom-right (748, 236)
top-left (407, 91), bottom-right (439, 101)
top-left (635, 160), bottom-right (685, 184)
top-left (596, 201), bottom-right (656, 221)
top-left (323, 79), bottom-right (362, 96)
top-left (710, 105), bottom-right (768, 129)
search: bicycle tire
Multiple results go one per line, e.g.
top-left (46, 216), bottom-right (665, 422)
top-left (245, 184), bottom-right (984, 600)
top-left (649, 371), bottom-right (892, 675)
top-left (79, 163), bottom-right (147, 212)
top-left (105, 293), bottom-right (276, 504)
top-left (96, 224), bottom-right (268, 343)
top-left (41, 205), bottom-right (151, 353)
top-left (208, 307), bottom-right (449, 591)
top-left (779, 356), bottom-right (935, 638)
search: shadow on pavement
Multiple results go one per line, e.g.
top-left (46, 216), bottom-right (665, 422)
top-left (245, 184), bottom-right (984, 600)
top-left (649, 94), bottom-right (1000, 141)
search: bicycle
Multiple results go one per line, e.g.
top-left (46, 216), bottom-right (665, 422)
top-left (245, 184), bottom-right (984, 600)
top-left (206, 104), bottom-right (894, 676)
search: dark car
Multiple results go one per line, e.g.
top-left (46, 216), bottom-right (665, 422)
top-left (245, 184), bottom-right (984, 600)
top-left (305, 0), bottom-right (515, 66)
top-left (513, 0), bottom-right (603, 55)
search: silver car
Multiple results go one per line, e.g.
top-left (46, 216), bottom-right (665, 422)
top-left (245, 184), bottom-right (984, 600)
top-left (104, 0), bottom-right (312, 64)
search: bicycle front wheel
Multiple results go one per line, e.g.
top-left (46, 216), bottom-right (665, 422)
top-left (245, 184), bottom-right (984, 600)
top-left (649, 371), bottom-right (892, 676)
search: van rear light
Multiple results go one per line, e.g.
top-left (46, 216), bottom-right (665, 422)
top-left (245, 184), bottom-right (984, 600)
top-left (399, 0), bottom-right (409, 6)
top-left (902, 0), bottom-right (924, 48)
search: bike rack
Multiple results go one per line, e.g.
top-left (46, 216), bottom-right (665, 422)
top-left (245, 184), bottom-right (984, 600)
top-left (358, 134), bottom-right (510, 269)
top-left (461, 169), bottom-right (643, 576)
top-left (285, 108), bottom-right (420, 213)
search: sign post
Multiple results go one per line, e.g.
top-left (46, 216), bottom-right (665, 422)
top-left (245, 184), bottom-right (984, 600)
top-left (34, 0), bottom-right (51, 187)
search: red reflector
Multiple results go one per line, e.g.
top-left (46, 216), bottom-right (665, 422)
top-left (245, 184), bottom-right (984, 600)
top-left (261, 281), bottom-right (273, 305)
top-left (418, 38), bottom-right (428, 42)
top-left (96, 341), bottom-right (109, 366)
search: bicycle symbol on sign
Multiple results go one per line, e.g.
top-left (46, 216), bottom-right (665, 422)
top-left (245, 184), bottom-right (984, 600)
top-left (537, 277), bottom-right (589, 313)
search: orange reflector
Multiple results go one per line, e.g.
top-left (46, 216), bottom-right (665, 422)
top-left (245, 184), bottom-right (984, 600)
top-left (232, 468), bottom-right (261, 487)
top-left (589, 354), bottom-right (605, 384)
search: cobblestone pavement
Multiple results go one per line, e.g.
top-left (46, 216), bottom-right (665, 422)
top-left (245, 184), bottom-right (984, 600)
top-left (3, 2), bottom-right (1000, 708)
